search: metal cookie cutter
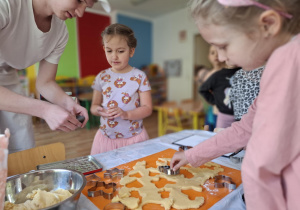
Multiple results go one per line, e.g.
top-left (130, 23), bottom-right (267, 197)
top-left (86, 174), bottom-right (117, 199)
top-left (87, 181), bottom-right (117, 199)
top-left (104, 168), bottom-right (125, 180)
top-left (229, 156), bottom-right (244, 164)
top-left (103, 202), bottom-right (127, 210)
top-left (158, 165), bottom-right (179, 175)
top-left (86, 173), bottom-right (102, 185)
top-left (214, 175), bottom-right (236, 190)
top-left (179, 145), bottom-right (193, 151)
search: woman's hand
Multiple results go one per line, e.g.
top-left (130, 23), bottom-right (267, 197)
top-left (71, 102), bottom-right (89, 127)
top-left (170, 151), bottom-right (189, 171)
top-left (42, 103), bottom-right (87, 131)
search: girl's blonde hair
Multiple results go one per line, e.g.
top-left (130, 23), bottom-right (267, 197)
top-left (101, 23), bottom-right (137, 48)
top-left (189, 0), bottom-right (300, 34)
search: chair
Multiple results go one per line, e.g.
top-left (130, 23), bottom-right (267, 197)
top-left (55, 76), bottom-right (78, 96)
top-left (76, 75), bottom-right (96, 96)
top-left (161, 101), bottom-right (183, 135)
top-left (7, 142), bottom-right (65, 177)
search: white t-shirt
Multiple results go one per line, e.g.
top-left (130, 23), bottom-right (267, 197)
top-left (0, 0), bottom-right (68, 85)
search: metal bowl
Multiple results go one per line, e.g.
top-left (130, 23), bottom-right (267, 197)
top-left (5, 169), bottom-right (86, 210)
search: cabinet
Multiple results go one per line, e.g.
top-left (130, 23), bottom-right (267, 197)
top-left (149, 76), bottom-right (167, 106)
top-left (143, 64), bottom-right (167, 106)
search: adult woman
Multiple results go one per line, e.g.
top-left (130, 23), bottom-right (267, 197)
top-left (0, 0), bottom-right (104, 153)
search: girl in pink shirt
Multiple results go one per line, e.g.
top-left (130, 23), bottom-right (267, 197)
top-left (171, 0), bottom-right (300, 209)
top-left (90, 24), bottom-right (152, 154)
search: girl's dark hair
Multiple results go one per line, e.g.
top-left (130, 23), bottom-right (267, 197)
top-left (101, 23), bottom-right (137, 48)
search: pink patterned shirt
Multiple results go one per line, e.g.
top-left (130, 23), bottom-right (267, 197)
top-left (92, 68), bottom-right (151, 139)
top-left (186, 34), bottom-right (300, 209)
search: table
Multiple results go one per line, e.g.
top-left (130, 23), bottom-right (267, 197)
top-left (77, 130), bottom-right (246, 210)
top-left (154, 101), bottom-right (205, 136)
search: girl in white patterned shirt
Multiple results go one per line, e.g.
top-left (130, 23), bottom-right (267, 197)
top-left (90, 24), bottom-right (152, 154)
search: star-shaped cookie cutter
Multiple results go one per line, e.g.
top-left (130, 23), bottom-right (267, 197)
top-left (86, 173), bottom-right (117, 199)
top-left (104, 168), bottom-right (125, 180)
top-left (214, 175), bottom-right (236, 190)
top-left (158, 165), bottom-right (179, 175)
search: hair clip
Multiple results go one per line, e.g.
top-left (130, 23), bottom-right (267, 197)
top-left (217, 0), bottom-right (292, 19)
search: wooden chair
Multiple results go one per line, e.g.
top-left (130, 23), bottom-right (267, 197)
top-left (7, 142), bottom-right (65, 177)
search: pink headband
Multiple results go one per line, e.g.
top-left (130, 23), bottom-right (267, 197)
top-left (217, 0), bottom-right (292, 19)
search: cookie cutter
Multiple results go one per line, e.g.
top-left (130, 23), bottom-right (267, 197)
top-left (103, 202), bottom-right (127, 210)
top-left (158, 165), bottom-right (179, 175)
top-left (179, 146), bottom-right (193, 151)
top-left (86, 174), bottom-right (117, 199)
top-left (87, 181), bottom-right (117, 199)
top-left (214, 175), bottom-right (236, 190)
top-left (104, 168), bottom-right (124, 180)
top-left (86, 173), bottom-right (102, 185)
top-left (229, 156), bottom-right (244, 164)
top-left (222, 148), bottom-right (244, 164)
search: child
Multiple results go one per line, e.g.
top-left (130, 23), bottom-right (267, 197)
top-left (90, 24), bottom-right (152, 154)
top-left (201, 46), bottom-right (227, 131)
top-left (171, 0), bottom-right (300, 209)
top-left (200, 65), bottom-right (241, 128)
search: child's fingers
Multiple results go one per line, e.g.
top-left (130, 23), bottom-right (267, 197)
top-left (96, 106), bottom-right (104, 111)
top-left (203, 125), bottom-right (209, 131)
top-left (170, 151), bottom-right (187, 171)
top-left (213, 128), bottom-right (225, 133)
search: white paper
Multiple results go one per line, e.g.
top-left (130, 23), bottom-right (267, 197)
top-left (173, 133), bottom-right (215, 147)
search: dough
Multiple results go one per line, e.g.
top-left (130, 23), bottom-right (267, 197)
top-left (112, 158), bottom-right (224, 210)
top-left (4, 189), bottom-right (72, 210)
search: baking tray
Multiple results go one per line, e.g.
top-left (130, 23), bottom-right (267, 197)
top-left (37, 155), bottom-right (103, 175)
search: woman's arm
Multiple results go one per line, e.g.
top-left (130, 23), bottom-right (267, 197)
top-left (35, 59), bottom-right (89, 130)
top-left (199, 76), bottom-right (216, 105)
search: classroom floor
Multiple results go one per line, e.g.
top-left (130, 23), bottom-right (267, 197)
top-left (33, 111), bottom-right (159, 159)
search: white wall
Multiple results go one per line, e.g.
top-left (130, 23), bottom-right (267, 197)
top-left (153, 8), bottom-right (200, 103)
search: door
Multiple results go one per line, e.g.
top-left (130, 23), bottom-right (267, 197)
top-left (193, 34), bottom-right (211, 100)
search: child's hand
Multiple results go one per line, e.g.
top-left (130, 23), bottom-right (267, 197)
top-left (170, 151), bottom-right (189, 171)
top-left (96, 106), bottom-right (110, 118)
top-left (107, 107), bottom-right (128, 120)
top-left (213, 128), bottom-right (225, 133)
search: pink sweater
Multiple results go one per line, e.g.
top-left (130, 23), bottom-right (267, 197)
top-left (186, 34), bottom-right (300, 210)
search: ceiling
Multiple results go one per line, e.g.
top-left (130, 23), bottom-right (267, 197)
top-left (92, 0), bottom-right (189, 18)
